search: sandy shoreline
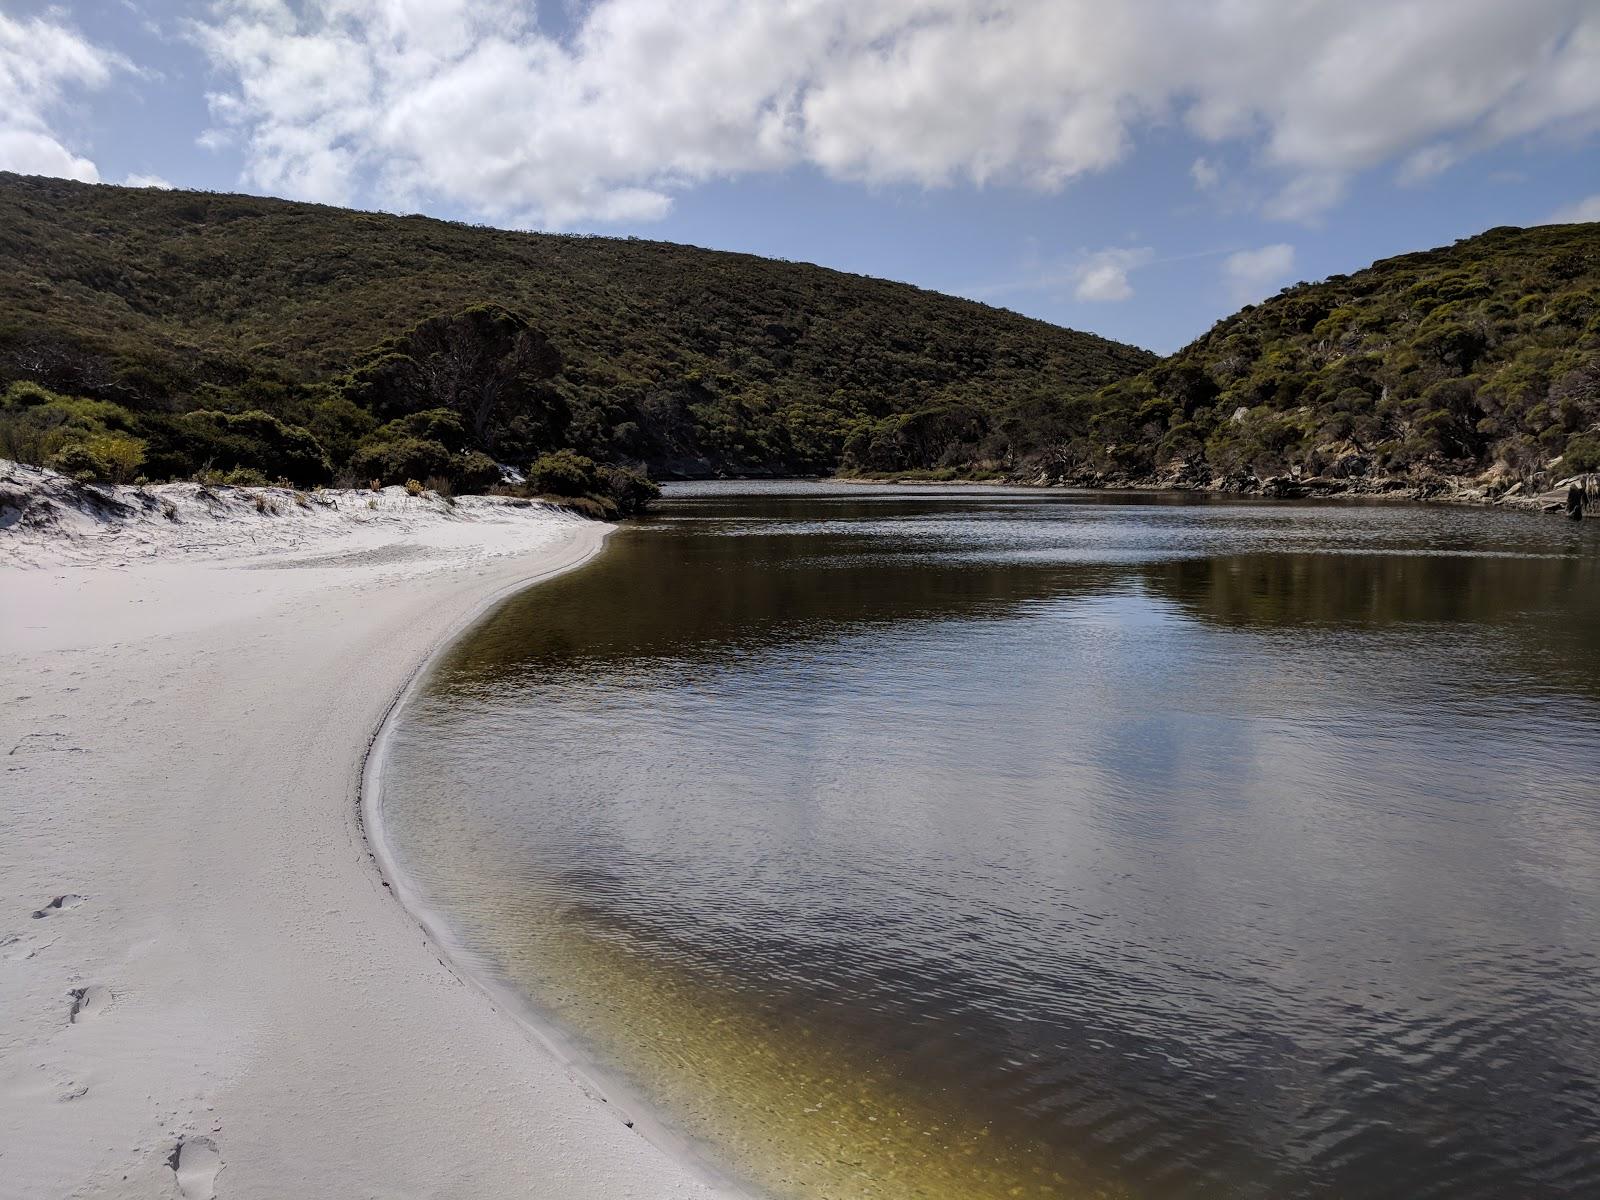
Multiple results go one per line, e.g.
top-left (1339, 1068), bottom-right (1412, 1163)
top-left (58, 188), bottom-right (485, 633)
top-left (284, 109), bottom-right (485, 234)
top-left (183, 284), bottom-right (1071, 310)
top-left (360, 585), bottom-right (750, 1200)
top-left (1, 465), bottom-right (724, 1199)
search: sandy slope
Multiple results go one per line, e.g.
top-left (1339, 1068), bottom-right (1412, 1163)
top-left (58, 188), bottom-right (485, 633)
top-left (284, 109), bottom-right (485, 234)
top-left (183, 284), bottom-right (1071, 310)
top-left (0, 464), bottom-right (722, 1200)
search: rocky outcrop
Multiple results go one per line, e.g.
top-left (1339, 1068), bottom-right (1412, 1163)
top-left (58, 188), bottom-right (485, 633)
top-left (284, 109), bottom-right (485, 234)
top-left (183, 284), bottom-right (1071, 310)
top-left (1536, 473), bottom-right (1599, 518)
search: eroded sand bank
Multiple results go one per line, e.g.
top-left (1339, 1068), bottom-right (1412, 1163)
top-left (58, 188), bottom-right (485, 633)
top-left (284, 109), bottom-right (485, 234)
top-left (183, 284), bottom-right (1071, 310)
top-left (0, 464), bottom-right (723, 1200)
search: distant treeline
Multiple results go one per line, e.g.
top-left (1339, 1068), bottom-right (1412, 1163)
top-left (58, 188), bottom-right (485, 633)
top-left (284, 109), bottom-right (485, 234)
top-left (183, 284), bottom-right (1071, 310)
top-left (3, 174), bottom-right (1595, 502)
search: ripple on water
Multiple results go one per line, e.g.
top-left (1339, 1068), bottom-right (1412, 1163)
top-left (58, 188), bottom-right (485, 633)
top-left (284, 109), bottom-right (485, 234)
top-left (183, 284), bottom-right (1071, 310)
top-left (382, 485), bottom-right (1600, 1200)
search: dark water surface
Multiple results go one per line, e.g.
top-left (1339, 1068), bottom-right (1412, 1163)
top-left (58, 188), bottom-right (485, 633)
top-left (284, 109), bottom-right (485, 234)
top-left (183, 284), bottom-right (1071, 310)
top-left (381, 483), bottom-right (1600, 1199)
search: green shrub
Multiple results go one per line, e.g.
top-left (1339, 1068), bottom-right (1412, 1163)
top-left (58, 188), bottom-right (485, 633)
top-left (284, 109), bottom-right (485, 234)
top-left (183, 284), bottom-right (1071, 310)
top-left (303, 393), bottom-right (378, 466)
top-left (4, 381), bottom-right (58, 409)
top-left (453, 450), bottom-right (502, 493)
top-left (48, 442), bottom-right (111, 482)
top-left (372, 408), bottom-right (470, 451)
top-left (0, 383), bottom-right (143, 470)
top-left (85, 434), bottom-right (145, 483)
top-left (596, 463), bottom-right (661, 514)
top-left (141, 409), bottom-right (331, 485)
top-left (1563, 435), bottom-right (1600, 474)
top-left (43, 433), bottom-right (145, 483)
top-left (530, 449), bottom-right (598, 496)
top-left (349, 436), bottom-right (453, 486)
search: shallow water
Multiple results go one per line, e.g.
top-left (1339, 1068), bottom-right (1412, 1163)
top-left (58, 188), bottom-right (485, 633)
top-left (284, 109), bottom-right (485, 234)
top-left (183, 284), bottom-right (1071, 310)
top-left (381, 482), bottom-right (1600, 1199)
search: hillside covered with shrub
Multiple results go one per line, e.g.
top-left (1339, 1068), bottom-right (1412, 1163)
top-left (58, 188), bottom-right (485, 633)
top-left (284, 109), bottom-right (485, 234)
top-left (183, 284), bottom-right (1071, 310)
top-left (894, 221), bottom-right (1598, 494)
top-left (0, 173), bottom-right (1153, 504)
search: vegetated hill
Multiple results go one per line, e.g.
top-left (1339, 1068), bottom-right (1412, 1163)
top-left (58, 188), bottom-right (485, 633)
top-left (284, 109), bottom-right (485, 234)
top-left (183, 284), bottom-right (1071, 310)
top-left (960, 222), bottom-right (1597, 498)
top-left (0, 172), bottom-right (1154, 503)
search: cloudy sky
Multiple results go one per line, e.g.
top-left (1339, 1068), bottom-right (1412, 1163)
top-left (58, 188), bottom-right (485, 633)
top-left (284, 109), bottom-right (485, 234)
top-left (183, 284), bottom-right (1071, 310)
top-left (3, 1), bottom-right (1598, 352)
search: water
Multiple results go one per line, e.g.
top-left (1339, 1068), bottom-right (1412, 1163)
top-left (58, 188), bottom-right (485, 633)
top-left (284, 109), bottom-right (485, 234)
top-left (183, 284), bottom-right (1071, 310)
top-left (380, 482), bottom-right (1600, 1199)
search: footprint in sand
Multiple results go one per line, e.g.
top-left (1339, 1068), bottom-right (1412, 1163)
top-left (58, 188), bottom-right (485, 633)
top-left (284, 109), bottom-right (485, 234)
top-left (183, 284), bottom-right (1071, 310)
top-left (67, 985), bottom-right (111, 1023)
top-left (172, 1137), bottom-right (222, 1200)
top-left (32, 894), bottom-right (86, 919)
top-left (2, 931), bottom-right (51, 962)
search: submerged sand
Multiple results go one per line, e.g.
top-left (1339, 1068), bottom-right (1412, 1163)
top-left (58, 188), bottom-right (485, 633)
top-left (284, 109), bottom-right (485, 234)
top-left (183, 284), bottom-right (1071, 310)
top-left (0, 463), bottom-right (724, 1199)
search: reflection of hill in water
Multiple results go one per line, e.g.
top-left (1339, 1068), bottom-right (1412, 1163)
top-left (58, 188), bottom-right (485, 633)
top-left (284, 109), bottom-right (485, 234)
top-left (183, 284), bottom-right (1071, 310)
top-left (439, 518), bottom-right (1126, 680)
top-left (448, 511), bottom-right (1600, 696)
top-left (1140, 551), bottom-right (1599, 628)
top-left (1138, 551), bottom-right (1600, 699)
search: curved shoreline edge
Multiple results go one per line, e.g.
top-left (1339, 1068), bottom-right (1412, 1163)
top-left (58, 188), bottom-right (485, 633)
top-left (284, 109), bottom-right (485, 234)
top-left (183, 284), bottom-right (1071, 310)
top-left (357, 524), bottom-right (750, 1200)
top-left (0, 475), bottom-right (734, 1200)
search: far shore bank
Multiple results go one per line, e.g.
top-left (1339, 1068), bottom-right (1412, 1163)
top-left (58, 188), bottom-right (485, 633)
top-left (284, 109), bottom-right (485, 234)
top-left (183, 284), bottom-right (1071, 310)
top-left (656, 466), bottom-right (1597, 515)
top-left (821, 467), bottom-right (1599, 514)
top-left (0, 462), bottom-right (727, 1200)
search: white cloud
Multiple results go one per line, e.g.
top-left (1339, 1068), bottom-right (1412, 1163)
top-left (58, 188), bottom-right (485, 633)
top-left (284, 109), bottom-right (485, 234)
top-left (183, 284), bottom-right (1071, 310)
top-left (124, 173), bottom-right (174, 189)
top-left (0, 12), bottom-right (124, 183)
top-left (1550, 194), bottom-right (1600, 223)
top-left (1073, 247), bottom-right (1154, 302)
top-left (1396, 143), bottom-right (1458, 186)
top-left (1190, 156), bottom-right (1221, 191)
top-left (1223, 243), bottom-right (1296, 302)
top-left (0, 129), bottom-right (99, 183)
top-left (188, 0), bottom-right (1600, 227)
top-left (1262, 172), bottom-right (1348, 224)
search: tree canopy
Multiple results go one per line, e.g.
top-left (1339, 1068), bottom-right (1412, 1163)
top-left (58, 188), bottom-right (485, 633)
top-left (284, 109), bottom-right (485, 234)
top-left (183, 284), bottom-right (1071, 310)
top-left (5, 174), bottom-right (1592, 498)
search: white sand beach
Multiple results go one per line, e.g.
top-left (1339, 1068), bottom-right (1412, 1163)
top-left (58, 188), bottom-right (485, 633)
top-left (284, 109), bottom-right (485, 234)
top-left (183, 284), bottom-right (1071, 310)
top-left (0, 464), bottom-right (723, 1200)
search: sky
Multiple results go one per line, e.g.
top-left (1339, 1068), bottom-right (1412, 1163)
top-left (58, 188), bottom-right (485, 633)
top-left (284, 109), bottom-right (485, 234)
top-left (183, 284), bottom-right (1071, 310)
top-left (2, 1), bottom-right (1598, 354)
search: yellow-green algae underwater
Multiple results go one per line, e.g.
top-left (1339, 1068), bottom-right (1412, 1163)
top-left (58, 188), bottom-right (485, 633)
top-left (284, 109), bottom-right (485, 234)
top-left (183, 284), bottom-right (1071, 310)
top-left (459, 869), bottom-right (1128, 1200)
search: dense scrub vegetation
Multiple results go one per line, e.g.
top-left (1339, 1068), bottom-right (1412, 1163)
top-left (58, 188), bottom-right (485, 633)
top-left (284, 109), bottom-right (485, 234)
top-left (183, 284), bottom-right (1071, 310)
top-left (6, 174), bottom-right (1592, 502)
top-left (0, 173), bottom-right (1151, 507)
top-left (855, 222), bottom-right (1599, 490)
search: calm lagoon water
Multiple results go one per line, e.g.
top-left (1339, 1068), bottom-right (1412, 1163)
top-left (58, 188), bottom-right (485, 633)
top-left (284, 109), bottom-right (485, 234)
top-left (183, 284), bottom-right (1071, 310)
top-left (381, 482), bottom-right (1600, 1199)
